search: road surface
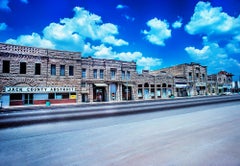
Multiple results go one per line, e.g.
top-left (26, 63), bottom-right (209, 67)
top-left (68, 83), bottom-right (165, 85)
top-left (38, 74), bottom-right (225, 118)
top-left (0, 101), bottom-right (240, 165)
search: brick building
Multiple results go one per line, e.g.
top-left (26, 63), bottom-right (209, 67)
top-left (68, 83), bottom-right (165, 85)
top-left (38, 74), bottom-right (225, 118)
top-left (150, 62), bottom-right (208, 97)
top-left (80, 57), bottom-right (137, 102)
top-left (0, 43), bottom-right (82, 107)
top-left (1, 43), bottom-right (226, 108)
top-left (208, 71), bottom-right (233, 95)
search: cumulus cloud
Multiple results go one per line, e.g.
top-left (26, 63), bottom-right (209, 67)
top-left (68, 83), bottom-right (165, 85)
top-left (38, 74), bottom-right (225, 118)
top-left (0, 22), bottom-right (7, 31)
top-left (6, 7), bottom-right (128, 52)
top-left (82, 43), bottom-right (162, 71)
top-left (172, 19), bottom-right (182, 29)
top-left (142, 18), bottom-right (171, 46)
top-left (116, 4), bottom-right (128, 10)
top-left (185, 1), bottom-right (240, 74)
top-left (6, 33), bottom-right (55, 49)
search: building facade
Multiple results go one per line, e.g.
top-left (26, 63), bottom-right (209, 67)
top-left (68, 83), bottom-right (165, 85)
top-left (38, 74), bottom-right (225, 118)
top-left (208, 71), bottom-right (233, 95)
top-left (0, 43), bottom-right (82, 107)
top-left (150, 62), bottom-right (208, 97)
top-left (1, 43), bottom-right (235, 108)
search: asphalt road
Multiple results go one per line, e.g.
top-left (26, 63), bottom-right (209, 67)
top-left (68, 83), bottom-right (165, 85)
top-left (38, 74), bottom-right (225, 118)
top-left (0, 101), bottom-right (240, 166)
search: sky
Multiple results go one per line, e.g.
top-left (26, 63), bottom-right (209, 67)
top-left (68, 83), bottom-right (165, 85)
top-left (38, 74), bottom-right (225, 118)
top-left (0, 0), bottom-right (240, 80)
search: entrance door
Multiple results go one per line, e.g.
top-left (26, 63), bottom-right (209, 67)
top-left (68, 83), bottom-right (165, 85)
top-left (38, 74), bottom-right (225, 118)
top-left (24, 94), bottom-right (33, 105)
top-left (144, 89), bottom-right (149, 99)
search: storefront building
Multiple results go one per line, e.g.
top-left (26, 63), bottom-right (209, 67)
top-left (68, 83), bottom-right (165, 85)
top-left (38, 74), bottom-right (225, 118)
top-left (0, 43), bottom-right (81, 107)
top-left (207, 71), bottom-right (233, 95)
top-left (80, 57), bottom-right (138, 102)
top-left (151, 62), bottom-right (208, 96)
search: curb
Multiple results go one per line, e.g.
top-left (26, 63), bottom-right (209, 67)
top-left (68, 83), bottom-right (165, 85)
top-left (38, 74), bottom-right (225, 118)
top-left (0, 96), bottom-right (239, 129)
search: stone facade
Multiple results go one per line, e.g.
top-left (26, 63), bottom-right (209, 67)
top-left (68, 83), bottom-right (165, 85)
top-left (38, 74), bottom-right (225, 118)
top-left (1, 43), bottom-right (234, 108)
top-left (208, 71), bottom-right (233, 95)
top-left (151, 62), bottom-right (208, 96)
top-left (0, 43), bottom-right (81, 107)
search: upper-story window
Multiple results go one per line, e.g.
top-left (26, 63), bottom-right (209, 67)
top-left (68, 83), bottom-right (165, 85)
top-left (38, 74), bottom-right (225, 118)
top-left (20, 62), bottom-right (26, 74)
top-left (93, 69), bottom-right (97, 79)
top-left (51, 64), bottom-right (56, 75)
top-left (122, 71), bottom-right (125, 80)
top-left (189, 72), bottom-right (192, 80)
top-left (202, 74), bottom-right (205, 81)
top-left (69, 66), bottom-right (74, 76)
top-left (2, 60), bottom-right (10, 73)
top-left (60, 65), bottom-right (65, 76)
top-left (127, 71), bottom-right (131, 80)
top-left (111, 69), bottom-right (116, 80)
top-left (100, 69), bottom-right (104, 79)
top-left (35, 63), bottom-right (41, 75)
top-left (82, 68), bottom-right (86, 78)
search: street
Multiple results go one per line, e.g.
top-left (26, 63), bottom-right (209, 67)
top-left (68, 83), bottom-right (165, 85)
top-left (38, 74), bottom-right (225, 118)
top-left (0, 101), bottom-right (240, 166)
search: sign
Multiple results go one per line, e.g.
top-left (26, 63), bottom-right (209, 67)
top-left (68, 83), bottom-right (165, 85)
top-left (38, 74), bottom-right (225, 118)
top-left (70, 95), bottom-right (77, 99)
top-left (4, 87), bottom-right (75, 93)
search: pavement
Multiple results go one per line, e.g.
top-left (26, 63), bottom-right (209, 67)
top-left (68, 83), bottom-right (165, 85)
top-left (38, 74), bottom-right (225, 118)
top-left (0, 95), bottom-right (240, 128)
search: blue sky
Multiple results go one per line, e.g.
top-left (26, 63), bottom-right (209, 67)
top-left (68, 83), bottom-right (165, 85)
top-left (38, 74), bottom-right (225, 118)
top-left (0, 0), bottom-right (240, 80)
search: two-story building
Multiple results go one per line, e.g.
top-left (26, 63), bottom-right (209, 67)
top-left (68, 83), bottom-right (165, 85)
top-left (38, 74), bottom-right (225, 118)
top-left (150, 62), bottom-right (208, 97)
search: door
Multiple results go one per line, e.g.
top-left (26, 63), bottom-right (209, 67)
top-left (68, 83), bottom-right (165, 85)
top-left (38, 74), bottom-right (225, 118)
top-left (144, 89), bottom-right (149, 99)
top-left (24, 94), bottom-right (33, 105)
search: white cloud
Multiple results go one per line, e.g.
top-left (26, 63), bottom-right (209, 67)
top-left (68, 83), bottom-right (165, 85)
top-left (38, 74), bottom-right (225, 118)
top-left (185, 1), bottom-right (240, 36)
top-left (137, 57), bottom-right (162, 71)
top-left (116, 4), bottom-right (128, 10)
top-left (142, 18), bottom-right (171, 46)
top-left (6, 7), bottom-right (128, 51)
top-left (185, 1), bottom-right (240, 75)
top-left (6, 33), bottom-right (55, 49)
top-left (102, 36), bottom-right (128, 46)
top-left (123, 15), bottom-right (135, 22)
top-left (172, 19), bottom-right (182, 29)
top-left (0, 22), bottom-right (7, 31)
top-left (185, 45), bottom-right (210, 60)
top-left (82, 43), bottom-right (162, 72)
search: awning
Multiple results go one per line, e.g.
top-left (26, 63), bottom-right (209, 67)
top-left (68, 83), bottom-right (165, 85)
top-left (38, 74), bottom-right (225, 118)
top-left (94, 83), bottom-right (108, 87)
top-left (123, 83), bottom-right (135, 87)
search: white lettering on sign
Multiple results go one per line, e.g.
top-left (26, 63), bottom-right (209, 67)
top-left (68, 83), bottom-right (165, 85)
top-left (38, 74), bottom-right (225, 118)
top-left (4, 87), bottom-right (76, 93)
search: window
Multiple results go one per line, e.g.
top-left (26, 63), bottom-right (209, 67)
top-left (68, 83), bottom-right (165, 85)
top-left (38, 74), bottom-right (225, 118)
top-left (69, 66), bottom-right (74, 76)
top-left (82, 68), bottom-right (86, 78)
top-left (122, 71), bottom-right (125, 80)
top-left (60, 65), bottom-right (65, 76)
top-left (51, 64), bottom-right (56, 75)
top-left (100, 69), bottom-right (104, 79)
top-left (20, 62), bottom-right (26, 74)
top-left (127, 71), bottom-right (130, 80)
top-left (2, 60), bottom-right (10, 73)
top-left (111, 69), bottom-right (116, 80)
top-left (81, 82), bottom-right (86, 87)
top-left (189, 72), bottom-right (192, 80)
top-left (93, 69), bottom-right (97, 79)
top-left (35, 63), bottom-right (41, 75)
top-left (202, 74), bottom-right (205, 81)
